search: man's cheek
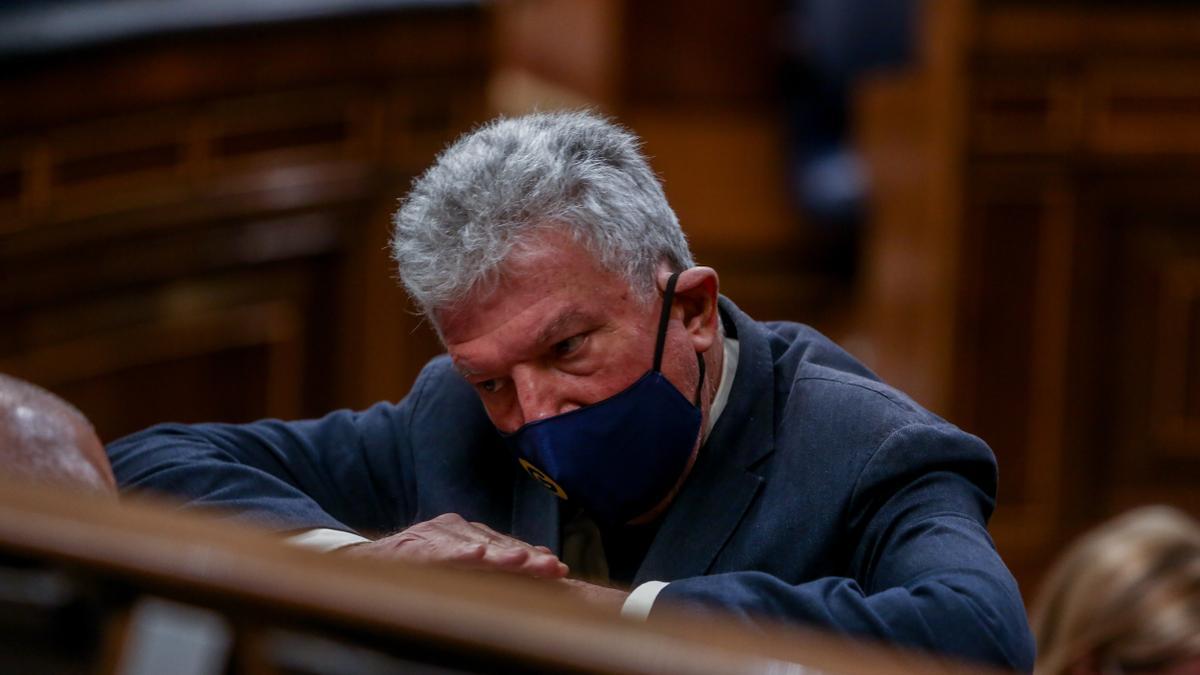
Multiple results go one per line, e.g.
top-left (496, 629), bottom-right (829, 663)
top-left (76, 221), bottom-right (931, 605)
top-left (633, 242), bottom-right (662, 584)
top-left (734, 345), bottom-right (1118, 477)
top-left (480, 397), bottom-right (519, 434)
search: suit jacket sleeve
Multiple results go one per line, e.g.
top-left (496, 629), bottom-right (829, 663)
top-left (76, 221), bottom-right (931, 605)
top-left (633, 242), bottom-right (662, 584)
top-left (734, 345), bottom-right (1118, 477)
top-left (653, 423), bottom-right (1036, 672)
top-left (106, 371), bottom-right (434, 536)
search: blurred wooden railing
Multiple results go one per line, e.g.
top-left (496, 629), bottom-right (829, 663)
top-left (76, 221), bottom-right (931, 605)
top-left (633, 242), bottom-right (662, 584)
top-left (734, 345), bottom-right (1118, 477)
top-left (0, 479), bottom-right (1002, 675)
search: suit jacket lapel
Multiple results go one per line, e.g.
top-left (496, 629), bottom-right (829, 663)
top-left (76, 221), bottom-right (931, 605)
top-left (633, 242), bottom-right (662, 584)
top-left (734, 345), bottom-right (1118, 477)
top-left (635, 297), bottom-right (776, 584)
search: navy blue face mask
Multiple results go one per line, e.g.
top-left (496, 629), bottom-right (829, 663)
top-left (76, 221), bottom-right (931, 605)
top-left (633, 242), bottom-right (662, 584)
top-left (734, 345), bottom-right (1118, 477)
top-left (501, 272), bottom-right (706, 526)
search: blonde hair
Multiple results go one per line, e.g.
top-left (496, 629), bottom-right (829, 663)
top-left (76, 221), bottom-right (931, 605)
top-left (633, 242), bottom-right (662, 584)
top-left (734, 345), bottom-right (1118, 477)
top-left (1031, 506), bottom-right (1200, 675)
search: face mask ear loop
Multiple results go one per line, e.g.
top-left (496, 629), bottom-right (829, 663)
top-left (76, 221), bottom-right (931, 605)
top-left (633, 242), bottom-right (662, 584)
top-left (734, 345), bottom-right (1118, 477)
top-left (651, 272), bottom-right (681, 373)
top-left (693, 351), bottom-right (706, 406)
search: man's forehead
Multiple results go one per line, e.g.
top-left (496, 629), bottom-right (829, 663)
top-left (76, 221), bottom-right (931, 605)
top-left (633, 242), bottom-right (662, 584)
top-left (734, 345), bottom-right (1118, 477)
top-left (433, 227), bottom-right (653, 351)
top-left (438, 261), bottom-right (635, 336)
top-left (438, 287), bottom-right (576, 342)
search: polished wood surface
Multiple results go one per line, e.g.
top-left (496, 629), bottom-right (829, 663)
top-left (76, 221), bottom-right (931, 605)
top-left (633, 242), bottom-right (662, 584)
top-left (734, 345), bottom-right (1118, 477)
top-left (0, 479), bottom-right (1004, 675)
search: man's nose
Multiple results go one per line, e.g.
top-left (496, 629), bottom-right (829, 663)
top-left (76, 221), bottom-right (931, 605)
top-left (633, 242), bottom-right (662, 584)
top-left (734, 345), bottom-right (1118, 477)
top-left (511, 365), bottom-right (566, 427)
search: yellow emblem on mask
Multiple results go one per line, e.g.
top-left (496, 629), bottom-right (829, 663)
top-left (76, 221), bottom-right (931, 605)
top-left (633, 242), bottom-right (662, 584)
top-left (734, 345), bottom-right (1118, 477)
top-left (518, 458), bottom-right (568, 500)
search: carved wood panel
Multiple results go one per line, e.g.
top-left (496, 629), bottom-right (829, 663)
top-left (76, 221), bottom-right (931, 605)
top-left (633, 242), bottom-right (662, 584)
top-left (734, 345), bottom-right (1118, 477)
top-left (858, 1), bottom-right (1200, 595)
top-left (1109, 197), bottom-right (1200, 515)
top-left (0, 6), bottom-right (486, 442)
top-left (956, 168), bottom-right (1076, 566)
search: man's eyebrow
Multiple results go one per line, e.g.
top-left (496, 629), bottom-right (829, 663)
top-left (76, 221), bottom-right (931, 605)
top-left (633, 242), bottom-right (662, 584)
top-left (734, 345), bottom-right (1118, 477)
top-left (534, 309), bottom-right (593, 347)
top-left (451, 309), bottom-right (596, 381)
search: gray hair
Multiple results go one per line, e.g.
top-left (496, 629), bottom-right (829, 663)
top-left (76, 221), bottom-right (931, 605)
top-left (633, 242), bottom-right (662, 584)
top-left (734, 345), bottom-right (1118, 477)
top-left (390, 110), bottom-right (694, 316)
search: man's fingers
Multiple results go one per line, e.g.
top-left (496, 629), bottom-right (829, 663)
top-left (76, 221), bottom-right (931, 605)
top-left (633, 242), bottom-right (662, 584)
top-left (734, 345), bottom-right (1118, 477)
top-left (457, 540), bottom-right (566, 578)
top-left (448, 542), bottom-right (488, 562)
top-left (482, 542), bottom-right (568, 577)
top-left (527, 556), bottom-right (570, 579)
top-left (465, 520), bottom-right (529, 549)
top-left (461, 520), bottom-right (566, 571)
top-left (486, 546), bottom-right (530, 566)
top-left (352, 514), bottom-right (568, 579)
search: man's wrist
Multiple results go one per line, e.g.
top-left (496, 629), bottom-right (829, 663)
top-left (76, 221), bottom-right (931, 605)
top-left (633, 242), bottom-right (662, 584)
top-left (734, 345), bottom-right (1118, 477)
top-left (286, 528), bottom-right (370, 552)
top-left (620, 580), bottom-right (668, 621)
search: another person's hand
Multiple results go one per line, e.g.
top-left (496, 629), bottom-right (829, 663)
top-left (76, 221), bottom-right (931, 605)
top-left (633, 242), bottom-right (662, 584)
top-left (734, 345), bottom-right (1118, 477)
top-left (343, 513), bottom-right (568, 578)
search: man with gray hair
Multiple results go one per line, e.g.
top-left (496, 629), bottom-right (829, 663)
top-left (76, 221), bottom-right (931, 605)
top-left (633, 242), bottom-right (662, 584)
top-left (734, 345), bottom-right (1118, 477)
top-left (108, 111), bottom-right (1034, 670)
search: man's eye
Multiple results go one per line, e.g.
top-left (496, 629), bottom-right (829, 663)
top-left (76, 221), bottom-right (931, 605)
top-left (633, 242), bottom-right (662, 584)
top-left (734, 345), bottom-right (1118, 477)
top-left (553, 335), bottom-right (585, 357)
top-left (477, 379), bottom-right (502, 393)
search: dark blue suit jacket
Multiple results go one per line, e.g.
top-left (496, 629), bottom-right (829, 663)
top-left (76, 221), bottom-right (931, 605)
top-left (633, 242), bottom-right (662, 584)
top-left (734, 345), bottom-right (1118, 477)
top-left (108, 297), bottom-right (1035, 671)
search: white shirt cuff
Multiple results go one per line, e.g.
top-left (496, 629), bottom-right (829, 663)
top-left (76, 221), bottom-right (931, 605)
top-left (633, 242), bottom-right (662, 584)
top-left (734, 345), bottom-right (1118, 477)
top-left (620, 580), bottom-right (668, 621)
top-left (286, 528), bottom-right (369, 552)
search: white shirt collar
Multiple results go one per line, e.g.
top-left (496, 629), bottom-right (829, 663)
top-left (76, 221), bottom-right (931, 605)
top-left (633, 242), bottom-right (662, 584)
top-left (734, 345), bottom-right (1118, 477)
top-left (703, 322), bottom-right (739, 441)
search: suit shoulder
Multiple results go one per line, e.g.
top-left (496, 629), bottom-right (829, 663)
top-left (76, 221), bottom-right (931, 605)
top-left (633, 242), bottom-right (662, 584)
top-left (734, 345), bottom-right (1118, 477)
top-left (763, 321), bottom-right (947, 433)
top-left (405, 354), bottom-right (494, 432)
top-left (754, 323), bottom-right (994, 501)
top-left (410, 355), bottom-right (476, 403)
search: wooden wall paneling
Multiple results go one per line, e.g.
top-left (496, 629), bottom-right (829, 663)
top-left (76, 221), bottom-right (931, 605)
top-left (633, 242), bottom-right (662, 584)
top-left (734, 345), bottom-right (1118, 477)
top-left (0, 7), bottom-right (490, 134)
top-left (494, 0), bottom-right (782, 111)
top-left (858, 1), bottom-right (1200, 596)
top-left (337, 196), bottom-right (442, 411)
top-left (1149, 250), bottom-right (1200, 455)
top-left (24, 106), bottom-right (216, 226)
top-left (492, 0), bottom-right (853, 335)
top-left (617, 0), bottom-right (819, 329)
top-left (1087, 59), bottom-right (1200, 156)
top-left (491, 0), bottom-right (623, 110)
top-left (855, 0), bottom-right (972, 415)
top-left (383, 78), bottom-right (490, 174)
top-left (48, 113), bottom-right (186, 189)
top-left (339, 83), bottom-right (487, 408)
top-left (20, 142), bottom-right (52, 231)
top-left (631, 110), bottom-right (796, 257)
top-left (0, 260), bottom-right (330, 441)
top-left (0, 141), bottom-right (21, 229)
top-left (969, 65), bottom-right (1084, 157)
top-left (621, 0), bottom-right (777, 107)
top-left (1, 207), bottom-right (347, 314)
top-left (974, 6), bottom-right (1200, 60)
top-left (0, 4), bottom-right (490, 438)
top-left (959, 168), bottom-right (1076, 575)
top-left (1109, 196), bottom-right (1200, 517)
top-left (205, 90), bottom-right (359, 175)
top-left (627, 107), bottom-right (809, 324)
top-left (3, 160), bottom-right (395, 439)
top-left (1040, 170), bottom-right (1113, 546)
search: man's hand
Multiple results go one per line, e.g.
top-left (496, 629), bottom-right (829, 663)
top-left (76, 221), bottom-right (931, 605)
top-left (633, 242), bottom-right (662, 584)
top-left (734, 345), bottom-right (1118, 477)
top-left (343, 513), bottom-right (568, 579)
top-left (554, 578), bottom-right (629, 614)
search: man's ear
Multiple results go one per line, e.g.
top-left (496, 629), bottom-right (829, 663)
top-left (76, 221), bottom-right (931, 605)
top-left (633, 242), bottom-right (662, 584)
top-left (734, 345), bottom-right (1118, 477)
top-left (659, 267), bottom-right (720, 353)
